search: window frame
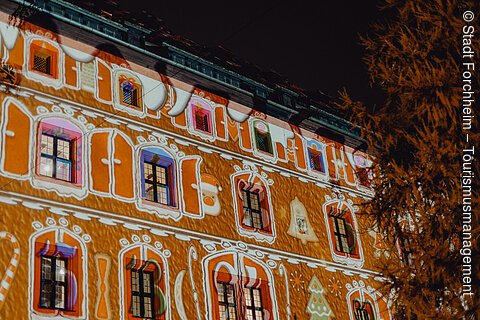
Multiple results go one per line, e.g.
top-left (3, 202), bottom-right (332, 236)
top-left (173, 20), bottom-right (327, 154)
top-left (331, 215), bottom-right (351, 254)
top-left (39, 132), bottom-right (74, 183)
top-left (30, 43), bottom-right (57, 78)
top-left (143, 161), bottom-right (171, 206)
top-left (39, 255), bottom-right (69, 311)
top-left (241, 187), bottom-right (264, 230)
top-left (193, 105), bottom-right (212, 134)
top-left (130, 269), bottom-right (155, 319)
top-left (254, 129), bottom-right (273, 155)
top-left (120, 78), bottom-right (141, 108)
top-left (307, 147), bottom-right (325, 173)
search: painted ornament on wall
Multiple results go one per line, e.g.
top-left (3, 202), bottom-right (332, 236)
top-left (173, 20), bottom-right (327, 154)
top-left (0, 231), bottom-right (20, 311)
top-left (289, 270), bottom-right (305, 292)
top-left (94, 253), bottom-right (112, 320)
top-left (174, 270), bottom-right (188, 320)
top-left (200, 174), bottom-right (222, 216)
top-left (368, 228), bottom-right (389, 259)
top-left (327, 278), bottom-right (342, 298)
top-left (306, 276), bottom-right (333, 320)
top-left (287, 197), bottom-right (319, 244)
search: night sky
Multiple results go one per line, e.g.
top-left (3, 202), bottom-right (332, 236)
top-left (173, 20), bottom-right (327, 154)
top-left (121, 1), bottom-right (382, 106)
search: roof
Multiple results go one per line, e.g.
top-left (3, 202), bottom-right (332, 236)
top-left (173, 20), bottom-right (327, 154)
top-left (6, 0), bottom-right (364, 149)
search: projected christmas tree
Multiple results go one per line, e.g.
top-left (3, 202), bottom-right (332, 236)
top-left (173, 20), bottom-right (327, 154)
top-left (306, 275), bottom-right (333, 319)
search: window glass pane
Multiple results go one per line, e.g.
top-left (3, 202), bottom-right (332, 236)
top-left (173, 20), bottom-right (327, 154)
top-left (143, 273), bottom-right (151, 293)
top-left (56, 139), bottom-right (70, 159)
top-left (217, 283), bottom-right (225, 302)
top-left (55, 285), bottom-right (65, 309)
top-left (252, 211), bottom-right (262, 229)
top-left (338, 222), bottom-right (346, 234)
top-left (56, 159), bottom-right (72, 181)
top-left (41, 135), bottom-right (54, 155)
top-left (255, 310), bottom-right (264, 319)
top-left (244, 289), bottom-right (252, 306)
top-left (41, 257), bottom-right (52, 280)
top-left (253, 289), bottom-right (262, 307)
top-left (246, 309), bottom-right (254, 320)
top-left (144, 296), bottom-right (152, 317)
top-left (256, 131), bottom-right (272, 154)
top-left (226, 284), bottom-right (235, 304)
top-left (243, 208), bottom-right (253, 227)
top-left (33, 52), bottom-right (52, 74)
top-left (123, 87), bottom-right (133, 105)
top-left (40, 282), bottom-right (52, 307)
top-left (131, 271), bottom-right (139, 292)
top-left (195, 110), bottom-right (210, 132)
top-left (157, 186), bottom-right (168, 205)
top-left (241, 190), bottom-right (249, 208)
top-left (131, 88), bottom-right (138, 106)
top-left (341, 237), bottom-right (350, 253)
top-left (144, 163), bottom-right (153, 181)
top-left (132, 295), bottom-right (141, 317)
top-left (228, 306), bottom-right (237, 320)
top-left (250, 193), bottom-right (260, 210)
top-left (156, 166), bottom-right (167, 184)
top-left (55, 259), bottom-right (66, 282)
top-left (40, 157), bottom-right (54, 177)
top-left (308, 148), bottom-right (324, 172)
top-left (145, 182), bottom-right (155, 202)
top-left (219, 305), bottom-right (227, 320)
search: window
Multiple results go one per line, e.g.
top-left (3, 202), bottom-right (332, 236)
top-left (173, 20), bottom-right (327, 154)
top-left (30, 41), bottom-right (58, 78)
top-left (215, 284), bottom-right (265, 320)
top-left (217, 283), bottom-right (237, 320)
top-left (255, 131), bottom-right (272, 154)
top-left (323, 198), bottom-right (364, 266)
top-left (39, 133), bottom-right (74, 182)
top-left (353, 299), bottom-right (375, 320)
top-left (354, 154), bottom-right (373, 188)
top-left (33, 51), bottom-right (52, 75)
top-left (244, 287), bottom-right (264, 320)
top-left (131, 270), bottom-right (155, 319)
top-left (118, 74), bottom-right (143, 109)
top-left (120, 245), bottom-right (169, 319)
top-left (141, 148), bottom-right (176, 207)
top-left (356, 168), bottom-right (372, 187)
top-left (31, 228), bottom-right (85, 318)
top-left (189, 97), bottom-right (214, 136)
top-left (121, 80), bottom-right (140, 107)
top-left (206, 252), bottom-right (277, 320)
top-left (308, 147), bottom-right (325, 173)
top-left (233, 172), bottom-right (275, 242)
top-left (241, 188), bottom-right (263, 229)
top-left (40, 256), bottom-right (68, 310)
top-left (253, 121), bottom-right (273, 154)
top-left (332, 215), bottom-right (351, 254)
top-left (194, 107), bottom-right (211, 133)
top-left (144, 162), bottom-right (170, 205)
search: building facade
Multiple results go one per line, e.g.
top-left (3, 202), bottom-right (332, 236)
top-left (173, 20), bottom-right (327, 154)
top-left (0, 1), bottom-right (392, 319)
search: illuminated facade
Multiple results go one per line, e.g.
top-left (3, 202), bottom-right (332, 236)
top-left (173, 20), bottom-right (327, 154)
top-left (0, 1), bottom-right (392, 319)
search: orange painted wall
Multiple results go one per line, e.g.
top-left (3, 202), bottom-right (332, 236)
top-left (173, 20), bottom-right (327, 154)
top-left (0, 14), bottom-right (390, 320)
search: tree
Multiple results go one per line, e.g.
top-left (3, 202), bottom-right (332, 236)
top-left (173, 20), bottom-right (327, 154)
top-left (338, 0), bottom-right (480, 319)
